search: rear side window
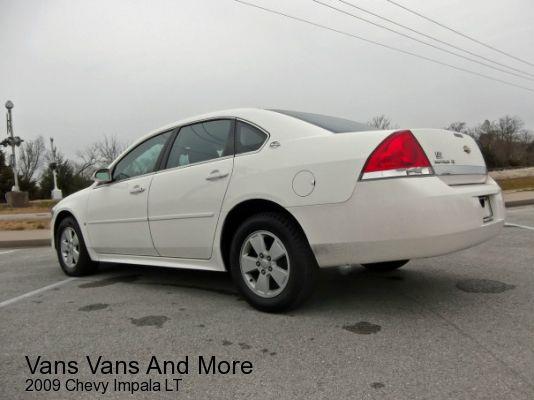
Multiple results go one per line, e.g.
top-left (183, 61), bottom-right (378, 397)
top-left (235, 121), bottom-right (267, 154)
top-left (166, 119), bottom-right (233, 168)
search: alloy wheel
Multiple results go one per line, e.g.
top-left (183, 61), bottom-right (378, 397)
top-left (60, 227), bottom-right (80, 269)
top-left (240, 230), bottom-right (290, 298)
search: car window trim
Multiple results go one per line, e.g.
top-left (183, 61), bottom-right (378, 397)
top-left (96, 116), bottom-right (271, 188)
top-left (99, 129), bottom-right (176, 187)
top-left (151, 154), bottom-right (236, 176)
top-left (156, 128), bottom-right (179, 172)
top-left (160, 118), bottom-right (236, 171)
top-left (234, 119), bottom-right (270, 157)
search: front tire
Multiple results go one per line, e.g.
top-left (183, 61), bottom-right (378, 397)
top-left (55, 217), bottom-right (97, 276)
top-left (362, 260), bottom-right (409, 272)
top-left (229, 212), bottom-right (318, 312)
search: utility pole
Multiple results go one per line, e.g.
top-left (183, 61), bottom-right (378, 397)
top-left (49, 137), bottom-right (63, 200)
top-left (2, 101), bottom-right (22, 191)
top-left (1, 100), bottom-right (28, 206)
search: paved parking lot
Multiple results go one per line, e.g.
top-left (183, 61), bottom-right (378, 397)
top-left (1, 206), bottom-right (534, 399)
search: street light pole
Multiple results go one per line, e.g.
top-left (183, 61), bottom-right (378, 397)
top-left (5, 100), bottom-right (20, 191)
top-left (49, 137), bottom-right (63, 200)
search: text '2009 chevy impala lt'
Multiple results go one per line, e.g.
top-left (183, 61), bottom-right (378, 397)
top-left (51, 108), bottom-right (504, 311)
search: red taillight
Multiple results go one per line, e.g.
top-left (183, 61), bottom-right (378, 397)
top-left (360, 130), bottom-right (433, 180)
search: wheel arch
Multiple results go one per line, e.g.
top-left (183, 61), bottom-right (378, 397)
top-left (219, 198), bottom-right (312, 271)
top-left (53, 210), bottom-right (76, 242)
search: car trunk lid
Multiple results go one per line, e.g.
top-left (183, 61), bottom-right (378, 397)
top-left (410, 129), bottom-right (487, 185)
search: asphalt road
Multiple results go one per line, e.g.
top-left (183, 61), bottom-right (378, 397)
top-left (1, 206), bottom-right (534, 400)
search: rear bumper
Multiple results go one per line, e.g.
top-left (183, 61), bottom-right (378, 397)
top-left (288, 176), bottom-right (505, 268)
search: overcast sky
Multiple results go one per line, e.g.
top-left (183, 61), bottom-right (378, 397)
top-left (1, 0), bottom-right (533, 157)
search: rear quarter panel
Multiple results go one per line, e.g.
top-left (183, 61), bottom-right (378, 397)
top-left (223, 130), bottom-right (393, 212)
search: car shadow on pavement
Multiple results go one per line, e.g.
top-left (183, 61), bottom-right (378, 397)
top-left (96, 262), bottom-right (238, 296)
top-left (90, 261), bottom-right (480, 316)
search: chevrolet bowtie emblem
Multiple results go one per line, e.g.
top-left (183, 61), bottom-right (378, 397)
top-left (463, 145), bottom-right (471, 154)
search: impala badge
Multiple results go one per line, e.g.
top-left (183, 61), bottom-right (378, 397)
top-left (434, 151), bottom-right (443, 159)
top-left (463, 145), bottom-right (471, 154)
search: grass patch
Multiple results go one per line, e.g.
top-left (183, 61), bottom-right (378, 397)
top-left (0, 200), bottom-right (58, 215)
top-left (30, 199), bottom-right (58, 208)
top-left (495, 176), bottom-right (534, 191)
top-left (0, 220), bottom-right (50, 231)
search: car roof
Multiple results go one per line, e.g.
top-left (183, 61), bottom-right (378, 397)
top-left (148, 108), bottom-right (280, 134)
top-left (127, 108), bottom-right (326, 146)
top-left (110, 108), bottom-right (353, 168)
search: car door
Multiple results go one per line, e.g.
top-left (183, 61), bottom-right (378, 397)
top-left (86, 131), bottom-right (173, 256)
top-left (148, 119), bottom-right (235, 259)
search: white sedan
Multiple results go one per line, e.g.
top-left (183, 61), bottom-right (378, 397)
top-left (52, 108), bottom-right (505, 311)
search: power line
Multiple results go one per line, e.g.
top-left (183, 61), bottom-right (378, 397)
top-left (385, 0), bottom-right (534, 68)
top-left (233, 0), bottom-right (534, 93)
top-left (312, 0), bottom-right (534, 82)
top-left (333, 0), bottom-right (534, 79)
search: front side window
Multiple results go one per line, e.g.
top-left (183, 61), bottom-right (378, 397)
top-left (166, 119), bottom-right (233, 168)
top-left (235, 121), bottom-right (267, 154)
top-left (113, 131), bottom-right (171, 181)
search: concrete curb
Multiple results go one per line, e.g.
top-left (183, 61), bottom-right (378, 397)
top-left (0, 239), bottom-right (50, 249)
top-left (505, 199), bottom-right (534, 208)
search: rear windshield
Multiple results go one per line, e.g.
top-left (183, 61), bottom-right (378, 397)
top-left (271, 109), bottom-right (371, 133)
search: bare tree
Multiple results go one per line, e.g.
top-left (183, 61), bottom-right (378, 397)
top-left (495, 115), bottom-right (526, 165)
top-left (96, 134), bottom-right (125, 166)
top-left (471, 119), bottom-right (499, 165)
top-left (75, 134), bottom-right (126, 177)
top-left (446, 122), bottom-right (468, 133)
top-left (467, 116), bottom-right (531, 167)
top-left (496, 115), bottom-right (524, 142)
top-left (368, 115), bottom-right (395, 130)
top-left (74, 143), bottom-right (99, 178)
top-left (18, 135), bottom-right (46, 182)
top-left (519, 129), bottom-right (534, 146)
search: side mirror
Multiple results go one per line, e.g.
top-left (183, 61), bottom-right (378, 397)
top-left (92, 168), bottom-right (112, 184)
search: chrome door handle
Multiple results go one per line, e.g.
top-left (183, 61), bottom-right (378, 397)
top-left (206, 170), bottom-right (229, 181)
top-left (129, 185), bottom-right (145, 194)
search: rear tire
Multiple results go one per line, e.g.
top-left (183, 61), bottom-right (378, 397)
top-left (229, 212), bottom-right (318, 312)
top-left (55, 217), bottom-right (98, 276)
top-left (362, 260), bottom-right (409, 272)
